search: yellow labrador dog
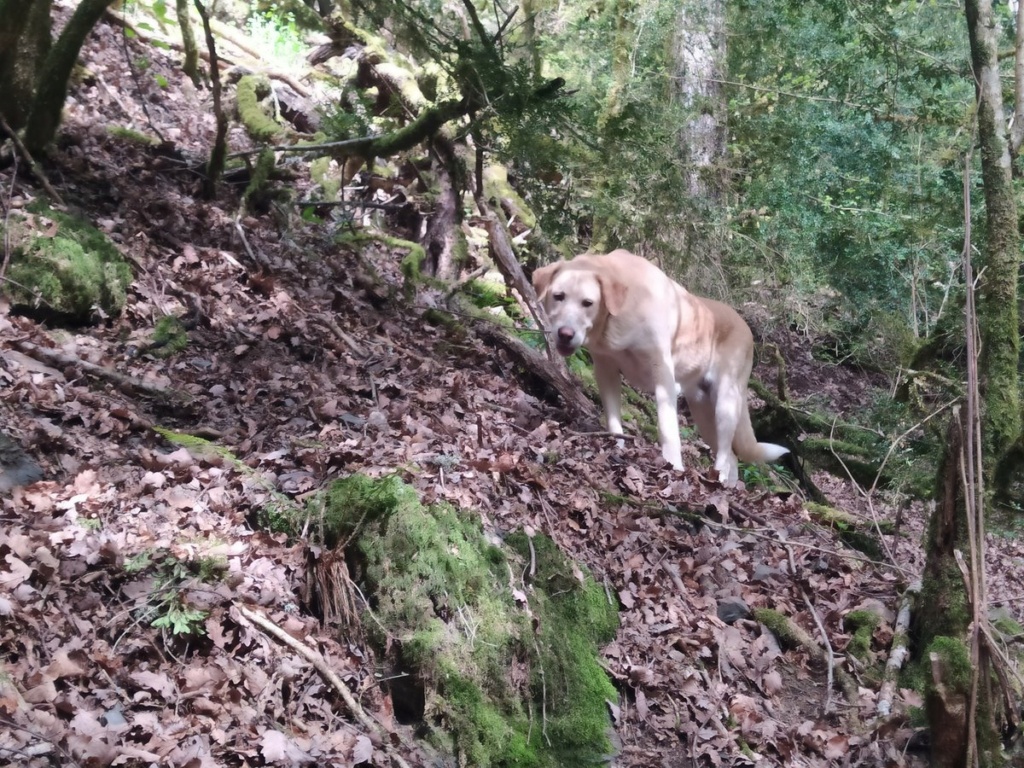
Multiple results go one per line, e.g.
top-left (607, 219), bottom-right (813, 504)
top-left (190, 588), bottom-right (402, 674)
top-left (532, 249), bottom-right (787, 482)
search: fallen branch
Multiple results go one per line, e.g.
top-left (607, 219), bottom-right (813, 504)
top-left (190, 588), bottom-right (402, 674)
top-left (234, 604), bottom-right (414, 768)
top-left (876, 580), bottom-right (920, 718)
top-left (14, 340), bottom-right (178, 399)
top-left (460, 303), bottom-right (596, 424)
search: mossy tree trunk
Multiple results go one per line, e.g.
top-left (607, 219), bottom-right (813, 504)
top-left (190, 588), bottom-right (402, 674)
top-left (914, 410), bottom-right (1003, 767)
top-left (0, 0), bottom-right (52, 131)
top-left (964, 0), bottom-right (1022, 479)
top-left (176, 0), bottom-right (201, 87)
top-left (22, 0), bottom-right (118, 154)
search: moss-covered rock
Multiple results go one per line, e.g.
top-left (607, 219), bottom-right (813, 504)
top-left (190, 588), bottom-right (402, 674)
top-left (1, 204), bottom-right (132, 323)
top-left (150, 315), bottom-right (189, 357)
top-left (316, 474), bottom-right (619, 767)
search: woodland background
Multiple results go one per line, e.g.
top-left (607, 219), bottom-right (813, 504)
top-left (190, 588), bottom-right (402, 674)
top-left (1, 0), bottom-right (1024, 766)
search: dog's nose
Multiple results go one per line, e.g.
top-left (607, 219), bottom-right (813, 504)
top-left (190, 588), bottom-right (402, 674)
top-left (557, 327), bottom-right (575, 344)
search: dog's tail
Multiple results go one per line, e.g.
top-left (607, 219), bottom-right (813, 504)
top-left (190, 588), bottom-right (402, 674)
top-left (733, 401), bottom-right (789, 465)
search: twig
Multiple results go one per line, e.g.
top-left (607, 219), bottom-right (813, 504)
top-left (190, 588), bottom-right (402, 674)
top-left (14, 340), bottom-right (178, 399)
top-left (787, 546), bottom-right (834, 714)
top-left (234, 604), bottom-right (414, 768)
top-left (0, 115), bottom-right (64, 205)
top-left (826, 417), bottom-right (899, 568)
top-left (233, 214), bottom-right (269, 266)
top-left (1, 151), bottom-right (16, 280)
top-left (118, 10), bottom-right (168, 145)
top-left (443, 263), bottom-right (489, 300)
top-left (312, 315), bottom-right (367, 358)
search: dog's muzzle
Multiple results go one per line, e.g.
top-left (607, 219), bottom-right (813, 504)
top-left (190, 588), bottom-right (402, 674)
top-left (555, 327), bottom-right (578, 356)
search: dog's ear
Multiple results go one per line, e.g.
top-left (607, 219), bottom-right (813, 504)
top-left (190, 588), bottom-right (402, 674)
top-left (531, 262), bottom-right (562, 298)
top-left (598, 273), bottom-right (628, 316)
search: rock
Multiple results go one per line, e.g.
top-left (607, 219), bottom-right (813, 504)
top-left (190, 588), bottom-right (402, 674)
top-left (0, 431), bottom-right (43, 493)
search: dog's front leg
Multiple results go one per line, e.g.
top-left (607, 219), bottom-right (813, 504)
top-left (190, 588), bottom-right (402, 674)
top-left (593, 355), bottom-right (624, 443)
top-left (653, 361), bottom-right (683, 470)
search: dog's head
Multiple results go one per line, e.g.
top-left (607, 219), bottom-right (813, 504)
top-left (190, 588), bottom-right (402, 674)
top-left (532, 259), bottom-right (627, 356)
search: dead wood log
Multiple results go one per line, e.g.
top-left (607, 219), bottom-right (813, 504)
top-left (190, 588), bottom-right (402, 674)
top-left (877, 580), bottom-right (920, 718)
top-left (457, 304), bottom-right (595, 425)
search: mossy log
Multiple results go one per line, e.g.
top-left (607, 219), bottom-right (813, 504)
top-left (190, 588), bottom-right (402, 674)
top-left (236, 75), bottom-right (282, 142)
top-left (748, 378), bottom-right (898, 492)
top-left (804, 501), bottom-right (890, 560)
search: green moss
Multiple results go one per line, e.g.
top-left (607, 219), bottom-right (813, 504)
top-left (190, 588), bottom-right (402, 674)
top-left (3, 205), bottom-right (132, 322)
top-left (243, 147), bottom-right (279, 212)
top-left (236, 74), bottom-right (282, 142)
top-left (925, 636), bottom-right (972, 693)
top-left (315, 474), bottom-right (618, 767)
top-left (151, 315), bottom-right (188, 357)
top-left (483, 165), bottom-right (537, 229)
top-left (107, 125), bottom-right (159, 146)
top-left (753, 609), bottom-right (798, 645)
top-left (992, 614), bottom-right (1024, 639)
top-left (843, 610), bottom-right (880, 660)
top-left (309, 156), bottom-right (341, 200)
top-left (422, 308), bottom-right (467, 339)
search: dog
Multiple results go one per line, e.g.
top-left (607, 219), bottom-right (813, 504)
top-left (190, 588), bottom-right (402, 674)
top-left (532, 249), bottom-right (788, 482)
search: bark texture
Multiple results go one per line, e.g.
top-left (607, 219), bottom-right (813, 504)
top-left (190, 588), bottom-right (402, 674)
top-left (23, 0), bottom-right (116, 153)
top-left (964, 0), bottom-right (1022, 467)
top-left (0, 0), bottom-right (51, 130)
top-left (671, 0), bottom-right (727, 273)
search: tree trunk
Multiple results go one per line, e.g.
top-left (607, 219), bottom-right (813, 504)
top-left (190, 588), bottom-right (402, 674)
top-left (422, 138), bottom-right (465, 280)
top-left (0, 0), bottom-right (51, 131)
top-left (669, 0), bottom-right (728, 280)
top-left (176, 0), bottom-right (200, 86)
top-left (23, 0), bottom-right (116, 154)
top-left (914, 410), bottom-right (1003, 767)
top-left (672, 0), bottom-right (726, 204)
top-left (964, 0), bottom-right (1022, 469)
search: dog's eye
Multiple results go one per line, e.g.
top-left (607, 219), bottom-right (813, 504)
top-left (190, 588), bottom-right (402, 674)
top-left (553, 292), bottom-right (565, 302)
top-left (582, 299), bottom-right (594, 308)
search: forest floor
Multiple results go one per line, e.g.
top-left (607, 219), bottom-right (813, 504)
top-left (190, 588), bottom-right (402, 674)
top-left (3, 5), bottom-right (1024, 768)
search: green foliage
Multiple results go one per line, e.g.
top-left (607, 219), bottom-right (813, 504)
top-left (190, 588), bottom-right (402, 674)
top-left (151, 601), bottom-right (208, 636)
top-left (246, 9), bottom-right (309, 72)
top-left (125, 549), bottom-right (227, 639)
top-left (316, 474), bottom-right (618, 767)
top-left (726, 0), bottom-right (974, 335)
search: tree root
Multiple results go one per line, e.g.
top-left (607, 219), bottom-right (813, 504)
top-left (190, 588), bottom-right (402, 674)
top-left (234, 604), bottom-right (415, 768)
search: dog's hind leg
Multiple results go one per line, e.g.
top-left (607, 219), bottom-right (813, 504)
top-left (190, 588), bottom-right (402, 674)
top-left (684, 383), bottom-right (718, 457)
top-left (711, 378), bottom-right (743, 483)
